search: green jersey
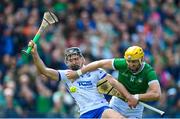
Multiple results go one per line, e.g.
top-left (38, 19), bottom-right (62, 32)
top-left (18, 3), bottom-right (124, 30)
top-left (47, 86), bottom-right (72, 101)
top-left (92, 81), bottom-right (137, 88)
top-left (113, 58), bottom-right (158, 94)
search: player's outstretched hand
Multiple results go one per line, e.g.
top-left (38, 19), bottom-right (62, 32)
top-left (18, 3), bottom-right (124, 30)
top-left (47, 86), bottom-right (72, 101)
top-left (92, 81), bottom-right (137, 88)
top-left (66, 70), bottom-right (79, 79)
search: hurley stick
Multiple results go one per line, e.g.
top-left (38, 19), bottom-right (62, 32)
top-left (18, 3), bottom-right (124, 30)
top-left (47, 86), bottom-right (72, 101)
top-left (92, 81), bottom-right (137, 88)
top-left (22, 11), bottom-right (58, 55)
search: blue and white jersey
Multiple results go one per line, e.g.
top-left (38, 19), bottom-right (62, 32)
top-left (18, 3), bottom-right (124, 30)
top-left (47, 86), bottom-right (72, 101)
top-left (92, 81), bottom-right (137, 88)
top-left (58, 69), bottom-right (109, 115)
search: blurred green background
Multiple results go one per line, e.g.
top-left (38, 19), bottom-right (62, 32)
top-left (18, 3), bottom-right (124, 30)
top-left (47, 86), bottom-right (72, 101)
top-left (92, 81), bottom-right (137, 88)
top-left (0, 0), bottom-right (179, 118)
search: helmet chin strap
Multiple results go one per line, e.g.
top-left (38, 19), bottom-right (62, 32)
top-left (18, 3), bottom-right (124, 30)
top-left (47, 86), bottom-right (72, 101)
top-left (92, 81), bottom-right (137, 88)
top-left (133, 60), bottom-right (144, 74)
top-left (127, 58), bottom-right (143, 74)
top-left (139, 59), bottom-right (142, 65)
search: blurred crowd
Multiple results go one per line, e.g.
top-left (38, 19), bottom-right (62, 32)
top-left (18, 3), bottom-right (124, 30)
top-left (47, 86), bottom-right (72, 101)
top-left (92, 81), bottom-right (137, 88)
top-left (0, 0), bottom-right (179, 118)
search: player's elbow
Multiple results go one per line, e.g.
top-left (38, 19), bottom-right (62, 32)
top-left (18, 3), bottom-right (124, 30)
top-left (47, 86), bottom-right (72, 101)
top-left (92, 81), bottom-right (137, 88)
top-left (40, 68), bottom-right (47, 76)
top-left (157, 91), bottom-right (161, 100)
top-left (41, 68), bottom-right (50, 77)
top-left (154, 91), bottom-right (161, 100)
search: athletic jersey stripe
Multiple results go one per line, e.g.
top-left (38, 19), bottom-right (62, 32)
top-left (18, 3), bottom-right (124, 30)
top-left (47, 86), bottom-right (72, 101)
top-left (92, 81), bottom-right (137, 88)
top-left (58, 71), bottom-right (61, 82)
top-left (112, 59), bottom-right (116, 70)
top-left (100, 73), bottom-right (107, 79)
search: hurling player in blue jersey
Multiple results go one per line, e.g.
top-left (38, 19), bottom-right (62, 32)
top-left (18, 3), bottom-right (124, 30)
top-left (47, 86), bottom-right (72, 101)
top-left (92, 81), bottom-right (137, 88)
top-left (28, 40), bottom-right (127, 118)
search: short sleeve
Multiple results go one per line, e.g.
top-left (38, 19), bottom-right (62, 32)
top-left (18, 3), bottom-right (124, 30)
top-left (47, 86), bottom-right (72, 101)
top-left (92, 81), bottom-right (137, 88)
top-left (113, 58), bottom-right (127, 70)
top-left (147, 70), bottom-right (158, 84)
top-left (57, 70), bottom-right (69, 82)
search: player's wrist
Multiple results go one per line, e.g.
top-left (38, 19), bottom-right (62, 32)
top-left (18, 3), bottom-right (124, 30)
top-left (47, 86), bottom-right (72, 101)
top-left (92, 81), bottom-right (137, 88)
top-left (133, 94), bottom-right (139, 101)
top-left (32, 52), bottom-right (37, 58)
top-left (126, 94), bottom-right (132, 101)
top-left (77, 69), bottom-right (82, 76)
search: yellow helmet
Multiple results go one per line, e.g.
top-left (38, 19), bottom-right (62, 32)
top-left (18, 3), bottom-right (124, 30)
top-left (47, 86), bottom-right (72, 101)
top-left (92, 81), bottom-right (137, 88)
top-left (124, 46), bottom-right (144, 60)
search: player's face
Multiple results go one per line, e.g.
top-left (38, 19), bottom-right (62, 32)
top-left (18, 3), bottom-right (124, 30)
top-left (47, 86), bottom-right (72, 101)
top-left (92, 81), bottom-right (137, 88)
top-left (66, 54), bottom-right (84, 70)
top-left (126, 60), bottom-right (141, 73)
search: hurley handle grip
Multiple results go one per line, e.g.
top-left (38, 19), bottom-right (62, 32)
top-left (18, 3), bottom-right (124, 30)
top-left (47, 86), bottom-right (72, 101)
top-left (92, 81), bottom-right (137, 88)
top-left (22, 33), bottom-right (41, 55)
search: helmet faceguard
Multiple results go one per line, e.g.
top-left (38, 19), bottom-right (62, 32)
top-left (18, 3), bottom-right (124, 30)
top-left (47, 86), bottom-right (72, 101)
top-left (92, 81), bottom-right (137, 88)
top-left (65, 47), bottom-right (83, 60)
top-left (64, 47), bottom-right (84, 70)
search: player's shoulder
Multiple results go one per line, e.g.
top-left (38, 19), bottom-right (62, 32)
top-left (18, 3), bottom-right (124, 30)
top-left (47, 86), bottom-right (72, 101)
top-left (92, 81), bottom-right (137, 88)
top-left (144, 62), bottom-right (153, 68)
top-left (91, 68), bottom-right (107, 74)
top-left (114, 58), bottom-right (126, 61)
top-left (113, 58), bottom-right (126, 64)
top-left (143, 62), bottom-right (155, 72)
top-left (97, 68), bottom-right (107, 72)
top-left (87, 68), bottom-right (106, 76)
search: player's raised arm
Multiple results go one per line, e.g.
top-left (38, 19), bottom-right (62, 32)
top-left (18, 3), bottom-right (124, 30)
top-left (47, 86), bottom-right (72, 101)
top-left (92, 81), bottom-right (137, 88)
top-left (29, 40), bottom-right (59, 80)
top-left (66, 59), bottom-right (114, 79)
top-left (82, 59), bottom-right (113, 73)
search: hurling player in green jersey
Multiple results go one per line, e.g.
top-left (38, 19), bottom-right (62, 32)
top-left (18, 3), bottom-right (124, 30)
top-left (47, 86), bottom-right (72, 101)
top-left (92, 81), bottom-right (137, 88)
top-left (66, 46), bottom-right (161, 118)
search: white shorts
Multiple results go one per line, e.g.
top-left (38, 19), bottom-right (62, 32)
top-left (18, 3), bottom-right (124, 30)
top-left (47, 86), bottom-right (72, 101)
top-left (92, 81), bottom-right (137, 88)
top-left (110, 96), bottom-right (144, 118)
